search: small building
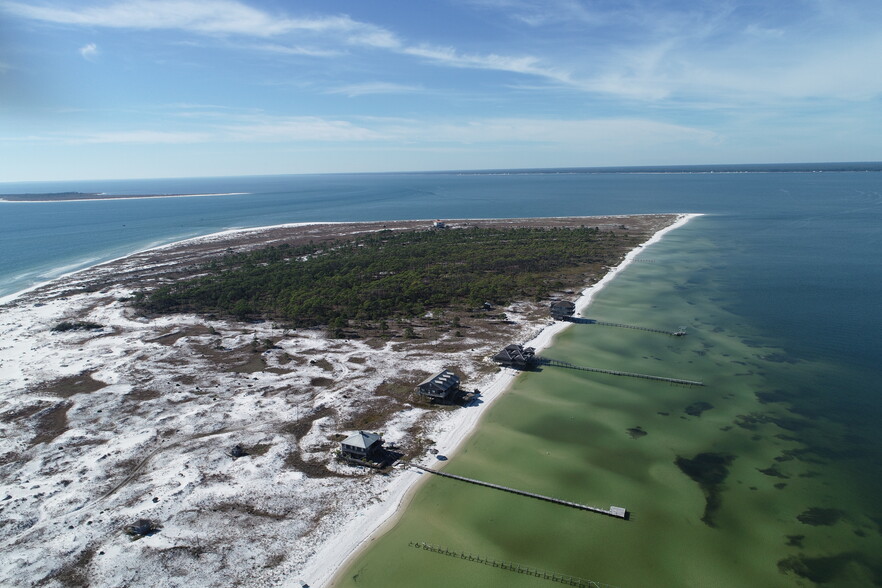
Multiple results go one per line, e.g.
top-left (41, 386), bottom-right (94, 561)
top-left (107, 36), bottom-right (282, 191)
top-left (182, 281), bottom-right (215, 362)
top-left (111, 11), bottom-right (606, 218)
top-left (493, 344), bottom-right (536, 368)
top-left (433, 220), bottom-right (447, 229)
top-left (416, 369), bottom-right (461, 402)
top-left (340, 431), bottom-right (384, 461)
top-left (550, 300), bottom-right (576, 320)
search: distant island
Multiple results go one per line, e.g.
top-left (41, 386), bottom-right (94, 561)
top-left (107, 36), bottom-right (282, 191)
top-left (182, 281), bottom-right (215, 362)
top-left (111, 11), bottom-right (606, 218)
top-left (0, 191), bottom-right (243, 202)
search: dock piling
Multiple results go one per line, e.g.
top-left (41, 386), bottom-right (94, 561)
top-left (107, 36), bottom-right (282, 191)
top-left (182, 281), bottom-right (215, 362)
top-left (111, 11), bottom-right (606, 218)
top-left (410, 541), bottom-right (618, 587)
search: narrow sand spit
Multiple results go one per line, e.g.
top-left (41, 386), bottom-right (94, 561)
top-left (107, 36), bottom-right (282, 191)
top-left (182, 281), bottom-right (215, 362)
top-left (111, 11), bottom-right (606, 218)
top-left (0, 214), bottom-right (696, 587)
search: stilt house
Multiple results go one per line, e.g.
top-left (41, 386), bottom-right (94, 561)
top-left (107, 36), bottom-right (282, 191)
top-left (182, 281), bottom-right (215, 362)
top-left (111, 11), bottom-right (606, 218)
top-left (340, 431), bottom-right (383, 460)
top-left (415, 369), bottom-right (461, 402)
top-left (550, 300), bottom-right (576, 320)
top-left (493, 344), bottom-right (537, 368)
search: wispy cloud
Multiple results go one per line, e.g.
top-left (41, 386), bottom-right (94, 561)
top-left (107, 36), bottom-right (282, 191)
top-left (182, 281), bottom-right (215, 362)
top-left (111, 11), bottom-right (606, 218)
top-left (421, 118), bottom-right (718, 146)
top-left (4, 0), bottom-right (882, 110)
top-left (79, 42), bottom-right (98, 60)
top-left (248, 43), bottom-right (342, 58)
top-left (7, 112), bottom-right (716, 149)
top-left (327, 82), bottom-right (423, 97)
top-left (460, 0), bottom-right (602, 27)
top-left (66, 130), bottom-right (212, 144)
top-left (403, 44), bottom-right (572, 86)
top-left (1, 0), bottom-right (396, 41)
top-left (218, 115), bottom-right (385, 142)
top-left (4, 1), bottom-right (577, 88)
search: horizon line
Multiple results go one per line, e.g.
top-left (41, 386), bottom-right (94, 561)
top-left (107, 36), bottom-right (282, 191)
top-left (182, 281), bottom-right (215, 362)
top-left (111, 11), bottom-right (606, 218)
top-left (2, 160), bottom-right (882, 186)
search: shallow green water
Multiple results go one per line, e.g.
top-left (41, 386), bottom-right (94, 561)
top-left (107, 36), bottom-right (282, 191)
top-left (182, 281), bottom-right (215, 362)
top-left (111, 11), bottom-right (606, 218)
top-left (336, 224), bottom-right (881, 588)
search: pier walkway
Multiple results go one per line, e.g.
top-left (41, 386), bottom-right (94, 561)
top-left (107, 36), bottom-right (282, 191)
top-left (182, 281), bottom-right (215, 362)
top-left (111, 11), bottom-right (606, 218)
top-left (537, 357), bottom-right (704, 387)
top-left (409, 541), bottom-right (618, 587)
top-left (409, 463), bottom-right (628, 519)
top-left (566, 317), bottom-right (686, 337)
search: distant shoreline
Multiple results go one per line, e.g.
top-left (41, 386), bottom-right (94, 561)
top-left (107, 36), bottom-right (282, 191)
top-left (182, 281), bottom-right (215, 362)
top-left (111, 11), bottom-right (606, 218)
top-left (0, 191), bottom-right (248, 202)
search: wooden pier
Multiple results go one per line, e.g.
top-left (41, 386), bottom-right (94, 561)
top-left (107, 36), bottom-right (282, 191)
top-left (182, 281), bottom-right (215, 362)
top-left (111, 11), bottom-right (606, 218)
top-left (409, 463), bottom-right (628, 519)
top-left (566, 317), bottom-right (686, 336)
top-left (537, 357), bottom-right (704, 387)
top-left (409, 541), bottom-right (618, 587)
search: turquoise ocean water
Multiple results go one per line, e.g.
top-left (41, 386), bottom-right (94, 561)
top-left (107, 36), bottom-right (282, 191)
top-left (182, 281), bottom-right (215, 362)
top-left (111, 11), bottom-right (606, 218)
top-left (2, 165), bottom-right (881, 584)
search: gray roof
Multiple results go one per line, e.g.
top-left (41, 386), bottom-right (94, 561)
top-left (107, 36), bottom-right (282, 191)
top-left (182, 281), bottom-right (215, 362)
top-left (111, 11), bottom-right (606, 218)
top-left (494, 344), bottom-right (535, 363)
top-left (342, 431), bottom-right (382, 449)
top-left (417, 369), bottom-right (459, 389)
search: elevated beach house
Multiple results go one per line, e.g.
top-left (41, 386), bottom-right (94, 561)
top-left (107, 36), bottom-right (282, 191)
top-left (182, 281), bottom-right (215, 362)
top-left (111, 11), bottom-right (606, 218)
top-left (493, 344), bottom-right (537, 368)
top-left (415, 369), bottom-right (461, 402)
top-left (550, 300), bottom-right (576, 320)
top-left (340, 431), bottom-right (384, 461)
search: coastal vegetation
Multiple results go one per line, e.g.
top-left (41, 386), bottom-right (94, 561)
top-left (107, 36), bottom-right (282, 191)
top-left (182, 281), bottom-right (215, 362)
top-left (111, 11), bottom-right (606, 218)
top-left (134, 225), bottom-right (644, 328)
top-left (51, 321), bottom-right (104, 332)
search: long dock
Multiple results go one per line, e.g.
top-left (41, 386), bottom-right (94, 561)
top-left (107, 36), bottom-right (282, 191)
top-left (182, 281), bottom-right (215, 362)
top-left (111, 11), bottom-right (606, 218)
top-left (566, 317), bottom-right (686, 336)
top-left (409, 541), bottom-right (618, 587)
top-left (537, 357), bottom-right (704, 387)
top-left (409, 463), bottom-right (628, 519)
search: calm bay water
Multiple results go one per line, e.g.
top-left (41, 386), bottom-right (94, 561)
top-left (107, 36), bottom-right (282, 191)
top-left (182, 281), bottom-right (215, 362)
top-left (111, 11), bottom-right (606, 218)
top-left (340, 219), bottom-right (882, 587)
top-left (2, 167), bottom-right (881, 585)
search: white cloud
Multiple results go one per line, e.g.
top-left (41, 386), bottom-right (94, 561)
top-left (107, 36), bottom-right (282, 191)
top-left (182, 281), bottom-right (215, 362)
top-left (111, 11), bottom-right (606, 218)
top-left (8, 114), bottom-right (716, 149)
top-left (5, 0), bottom-right (881, 108)
top-left (2, 0), bottom-right (396, 41)
top-left (4, 0), bottom-right (570, 85)
top-left (218, 115), bottom-right (717, 148)
top-left (419, 118), bottom-right (718, 146)
top-left (79, 42), bottom-right (98, 60)
top-left (218, 116), bottom-right (384, 142)
top-left (461, 0), bottom-right (602, 27)
top-left (403, 44), bottom-right (572, 86)
top-left (327, 82), bottom-right (422, 97)
top-left (75, 130), bottom-right (211, 144)
top-left (248, 43), bottom-right (342, 58)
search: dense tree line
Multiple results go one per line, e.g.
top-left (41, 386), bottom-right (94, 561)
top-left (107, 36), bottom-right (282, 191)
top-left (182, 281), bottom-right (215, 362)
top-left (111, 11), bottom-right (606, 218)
top-left (134, 226), bottom-right (640, 326)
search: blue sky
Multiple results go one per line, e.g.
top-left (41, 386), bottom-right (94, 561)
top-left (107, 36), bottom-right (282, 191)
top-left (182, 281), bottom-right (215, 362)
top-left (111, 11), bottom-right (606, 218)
top-left (1, 0), bottom-right (881, 181)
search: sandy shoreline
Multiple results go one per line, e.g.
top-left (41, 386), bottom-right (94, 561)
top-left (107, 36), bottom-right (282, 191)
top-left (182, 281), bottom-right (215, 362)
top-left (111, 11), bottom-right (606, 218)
top-left (0, 213), bottom-right (697, 587)
top-left (0, 221), bottom-right (332, 306)
top-left (309, 212), bottom-right (701, 588)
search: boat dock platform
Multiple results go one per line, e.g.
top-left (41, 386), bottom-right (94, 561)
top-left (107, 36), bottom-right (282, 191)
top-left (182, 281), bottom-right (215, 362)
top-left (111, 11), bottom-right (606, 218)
top-left (409, 463), bottom-right (628, 519)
